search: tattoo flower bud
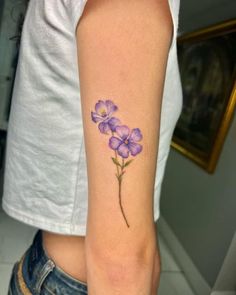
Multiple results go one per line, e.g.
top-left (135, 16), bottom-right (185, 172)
top-left (91, 99), bottom-right (120, 134)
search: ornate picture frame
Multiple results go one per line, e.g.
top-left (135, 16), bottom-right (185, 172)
top-left (171, 19), bottom-right (236, 173)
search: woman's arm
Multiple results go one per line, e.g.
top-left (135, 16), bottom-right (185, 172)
top-left (76, 0), bottom-right (173, 293)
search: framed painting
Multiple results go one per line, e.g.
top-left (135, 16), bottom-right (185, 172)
top-left (171, 19), bottom-right (236, 173)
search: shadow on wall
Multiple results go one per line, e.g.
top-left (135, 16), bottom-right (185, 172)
top-left (159, 0), bottom-right (236, 294)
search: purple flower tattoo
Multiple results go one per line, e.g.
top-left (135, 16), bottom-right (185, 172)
top-left (109, 126), bottom-right (143, 158)
top-left (91, 99), bottom-right (121, 134)
top-left (91, 99), bottom-right (143, 228)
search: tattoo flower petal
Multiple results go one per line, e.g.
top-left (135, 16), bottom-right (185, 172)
top-left (91, 111), bottom-right (103, 123)
top-left (129, 128), bottom-right (142, 142)
top-left (108, 117), bottom-right (121, 132)
top-left (109, 136), bottom-right (122, 149)
top-left (117, 143), bottom-right (130, 158)
top-left (128, 142), bottom-right (143, 156)
top-left (105, 100), bottom-right (118, 114)
top-left (115, 125), bottom-right (130, 140)
top-left (95, 100), bottom-right (107, 115)
top-left (98, 121), bottom-right (110, 134)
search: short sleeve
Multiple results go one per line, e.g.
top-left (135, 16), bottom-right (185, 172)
top-left (67, 0), bottom-right (88, 32)
top-left (168, 0), bottom-right (180, 51)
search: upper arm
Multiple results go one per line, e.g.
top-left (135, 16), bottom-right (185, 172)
top-left (76, 0), bottom-right (173, 257)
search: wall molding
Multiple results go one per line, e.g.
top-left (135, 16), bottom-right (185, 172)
top-left (213, 232), bottom-right (236, 292)
top-left (157, 215), bottom-right (211, 295)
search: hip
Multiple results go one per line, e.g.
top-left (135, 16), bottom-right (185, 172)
top-left (8, 230), bottom-right (88, 295)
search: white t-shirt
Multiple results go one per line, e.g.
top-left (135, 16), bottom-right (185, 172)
top-left (2, 0), bottom-right (182, 236)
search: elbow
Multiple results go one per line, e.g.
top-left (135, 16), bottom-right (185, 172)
top-left (102, 257), bottom-right (153, 287)
top-left (85, 233), bottom-right (157, 286)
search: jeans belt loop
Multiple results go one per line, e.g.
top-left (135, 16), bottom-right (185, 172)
top-left (34, 259), bottom-right (56, 294)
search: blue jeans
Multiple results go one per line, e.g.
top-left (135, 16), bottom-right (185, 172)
top-left (8, 230), bottom-right (88, 294)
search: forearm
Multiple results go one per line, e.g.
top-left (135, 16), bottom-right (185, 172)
top-left (85, 223), bottom-right (157, 294)
top-left (76, 0), bottom-right (172, 293)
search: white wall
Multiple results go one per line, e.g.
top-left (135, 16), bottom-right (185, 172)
top-left (160, 0), bottom-right (236, 288)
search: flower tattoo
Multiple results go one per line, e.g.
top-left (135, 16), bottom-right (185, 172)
top-left (91, 100), bottom-right (121, 134)
top-left (91, 99), bottom-right (143, 228)
top-left (109, 126), bottom-right (143, 158)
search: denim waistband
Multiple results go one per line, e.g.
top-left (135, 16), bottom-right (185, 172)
top-left (21, 230), bottom-right (88, 294)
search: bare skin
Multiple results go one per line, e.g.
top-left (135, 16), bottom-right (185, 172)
top-left (42, 231), bottom-right (87, 284)
top-left (42, 229), bottom-right (161, 292)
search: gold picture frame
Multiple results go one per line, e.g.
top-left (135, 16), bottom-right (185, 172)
top-left (171, 19), bottom-right (236, 174)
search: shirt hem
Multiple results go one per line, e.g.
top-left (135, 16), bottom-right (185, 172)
top-left (154, 209), bottom-right (160, 223)
top-left (2, 199), bottom-right (87, 236)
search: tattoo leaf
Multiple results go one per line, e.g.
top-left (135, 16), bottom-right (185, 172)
top-left (124, 159), bottom-right (133, 167)
top-left (111, 157), bottom-right (122, 167)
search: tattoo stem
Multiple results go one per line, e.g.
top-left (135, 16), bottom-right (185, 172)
top-left (118, 158), bottom-right (130, 228)
top-left (111, 131), bottom-right (130, 228)
top-left (112, 131), bottom-right (120, 176)
top-left (114, 150), bottom-right (120, 175)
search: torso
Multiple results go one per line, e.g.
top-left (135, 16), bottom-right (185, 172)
top-left (42, 231), bottom-right (87, 284)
